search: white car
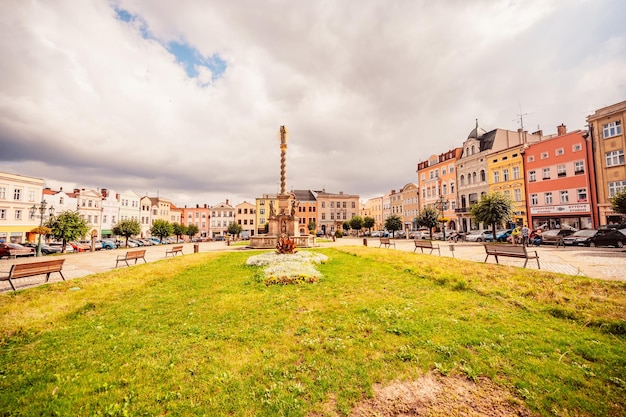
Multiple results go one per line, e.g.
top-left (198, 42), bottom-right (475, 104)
top-left (464, 230), bottom-right (490, 242)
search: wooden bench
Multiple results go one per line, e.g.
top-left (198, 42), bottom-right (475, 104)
top-left (413, 239), bottom-right (440, 255)
top-left (165, 245), bottom-right (184, 257)
top-left (483, 243), bottom-right (540, 269)
top-left (115, 249), bottom-right (147, 268)
top-left (0, 248), bottom-right (34, 259)
top-left (1, 259), bottom-right (65, 291)
top-left (379, 237), bottom-right (395, 248)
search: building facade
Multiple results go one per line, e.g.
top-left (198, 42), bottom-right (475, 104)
top-left (524, 127), bottom-right (598, 230)
top-left (488, 145), bottom-right (528, 227)
top-left (399, 183), bottom-right (420, 233)
top-left (315, 190), bottom-right (359, 236)
top-left (0, 172), bottom-right (44, 243)
top-left (587, 100), bottom-right (626, 225)
top-left (235, 201), bottom-right (256, 238)
top-left (211, 200), bottom-right (235, 238)
top-left (181, 204), bottom-right (211, 239)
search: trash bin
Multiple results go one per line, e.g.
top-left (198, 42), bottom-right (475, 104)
top-left (194, 243), bottom-right (199, 253)
top-left (363, 238), bottom-right (367, 246)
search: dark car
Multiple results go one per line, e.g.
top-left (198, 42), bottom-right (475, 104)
top-left (539, 229), bottom-right (576, 245)
top-left (24, 242), bottom-right (62, 255)
top-left (0, 242), bottom-right (36, 259)
top-left (485, 229), bottom-right (513, 243)
top-left (562, 229), bottom-right (626, 248)
top-left (215, 236), bottom-right (225, 241)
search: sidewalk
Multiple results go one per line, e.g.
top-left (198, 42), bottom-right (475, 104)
top-left (1, 239), bottom-right (624, 292)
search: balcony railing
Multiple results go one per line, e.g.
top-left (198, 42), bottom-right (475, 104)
top-left (455, 207), bottom-right (470, 214)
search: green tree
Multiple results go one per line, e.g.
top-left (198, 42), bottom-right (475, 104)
top-left (112, 219), bottom-right (141, 248)
top-left (470, 192), bottom-right (513, 241)
top-left (227, 222), bottom-right (243, 238)
top-left (151, 219), bottom-right (173, 242)
top-left (417, 207), bottom-right (440, 240)
top-left (47, 211), bottom-right (89, 253)
top-left (363, 216), bottom-right (375, 234)
top-left (171, 222), bottom-right (187, 243)
top-left (384, 214), bottom-right (403, 238)
top-left (308, 220), bottom-right (316, 234)
top-left (349, 215), bottom-right (364, 236)
top-left (186, 224), bottom-right (199, 241)
top-left (342, 221), bottom-right (350, 234)
top-left (611, 189), bottom-right (626, 217)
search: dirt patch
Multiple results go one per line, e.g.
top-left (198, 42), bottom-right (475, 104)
top-left (312, 373), bottom-right (536, 417)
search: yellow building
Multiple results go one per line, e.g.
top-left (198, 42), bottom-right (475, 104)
top-left (255, 194), bottom-right (277, 234)
top-left (488, 145), bottom-right (528, 227)
top-left (0, 172), bottom-right (44, 243)
top-left (363, 196), bottom-right (383, 231)
top-left (399, 183), bottom-right (419, 233)
top-left (587, 100), bottom-right (626, 224)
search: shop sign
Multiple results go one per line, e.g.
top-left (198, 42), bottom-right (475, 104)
top-left (530, 204), bottom-right (590, 214)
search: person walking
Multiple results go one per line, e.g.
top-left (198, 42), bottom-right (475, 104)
top-left (511, 226), bottom-right (521, 245)
top-left (521, 224), bottom-right (530, 247)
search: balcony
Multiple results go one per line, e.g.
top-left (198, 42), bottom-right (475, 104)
top-left (455, 207), bottom-right (470, 214)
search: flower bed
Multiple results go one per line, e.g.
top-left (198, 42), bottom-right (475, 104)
top-left (246, 251), bottom-right (328, 286)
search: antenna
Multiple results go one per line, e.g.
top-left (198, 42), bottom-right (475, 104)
top-left (513, 102), bottom-right (533, 131)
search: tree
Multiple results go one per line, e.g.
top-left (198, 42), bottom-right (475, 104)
top-left (349, 215), bottom-right (364, 236)
top-left (384, 214), bottom-right (403, 238)
top-left (172, 222), bottom-right (187, 243)
top-left (308, 220), bottom-right (316, 234)
top-left (363, 216), bottom-right (375, 234)
top-left (47, 211), bottom-right (89, 253)
top-left (186, 224), bottom-right (199, 241)
top-left (470, 192), bottom-right (513, 241)
top-left (611, 189), bottom-right (626, 217)
top-left (151, 219), bottom-right (173, 243)
top-left (227, 222), bottom-right (243, 238)
top-left (113, 219), bottom-right (141, 248)
top-left (416, 207), bottom-right (439, 239)
top-left (342, 221), bottom-right (350, 234)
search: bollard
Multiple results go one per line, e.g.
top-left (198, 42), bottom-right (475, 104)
top-left (363, 238), bottom-right (367, 246)
top-left (194, 243), bottom-right (199, 253)
top-left (449, 244), bottom-right (455, 258)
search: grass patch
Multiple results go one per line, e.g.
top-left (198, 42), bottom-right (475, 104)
top-left (0, 247), bottom-right (624, 416)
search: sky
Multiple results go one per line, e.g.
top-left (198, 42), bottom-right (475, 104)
top-left (1, 0), bottom-right (625, 207)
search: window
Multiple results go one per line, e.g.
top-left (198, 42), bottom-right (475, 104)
top-left (15, 209), bottom-right (22, 220)
top-left (527, 155), bottom-right (535, 162)
top-left (545, 192), bottom-right (553, 205)
top-left (103, 215), bottom-right (107, 223)
top-left (0, 187), bottom-right (5, 199)
top-left (511, 166), bottom-right (519, 180)
top-left (606, 150), bottom-right (625, 167)
top-left (573, 143), bottom-right (582, 152)
top-left (560, 190), bottom-right (569, 203)
top-left (459, 175), bottom-right (465, 186)
top-left (514, 189), bottom-right (521, 201)
top-left (343, 202), bottom-right (346, 209)
top-left (330, 202), bottom-right (334, 208)
top-left (450, 181), bottom-right (455, 193)
top-left (557, 164), bottom-right (567, 177)
top-left (449, 165), bottom-right (454, 173)
top-left (575, 161), bottom-right (585, 174)
top-left (529, 170), bottom-right (536, 182)
top-left (28, 190), bottom-right (35, 202)
top-left (609, 180), bottom-right (626, 197)
top-left (530, 194), bottom-right (538, 205)
top-left (352, 202), bottom-right (356, 208)
top-left (541, 152), bottom-right (549, 159)
top-left (441, 166), bottom-right (447, 175)
top-left (503, 169), bottom-right (510, 181)
top-left (321, 202), bottom-right (325, 208)
top-left (555, 148), bottom-right (564, 156)
top-left (13, 189), bottom-right (21, 201)
top-left (493, 171), bottom-right (500, 183)
top-left (0, 208), bottom-right (6, 219)
top-left (504, 190), bottom-right (511, 198)
top-left (94, 215), bottom-right (98, 224)
top-left (442, 184), bottom-right (447, 195)
top-left (603, 120), bottom-right (622, 138)
top-left (542, 168), bottom-right (550, 179)
top-left (577, 188), bottom-right (587, 202)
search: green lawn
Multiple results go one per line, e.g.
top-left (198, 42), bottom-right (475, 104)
top-left (1, 247), bottom-right (624, 416)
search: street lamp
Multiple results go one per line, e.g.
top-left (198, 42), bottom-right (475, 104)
top-left (435, 195), bottom-right (449, 241)
top-left (30, 200), bottom-right (55, 257)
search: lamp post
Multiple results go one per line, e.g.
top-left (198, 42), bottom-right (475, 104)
top-left (435, 194), bottom-right (449, 241)
top-left (30, 200), bottom-right (55, 257)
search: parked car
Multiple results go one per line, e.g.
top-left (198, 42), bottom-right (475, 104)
top-left (539, 229), bottom-right (577, 245)
top-left (394, 231), bottom-right (406, 238)
top-left (0, 242), bottom-right (35, 259)
top-left (24, 242), bottom-right (62, 255)
top-left (70, 241), bottom-right (90, 252)
top-left (563, 229), bottom-right (626, 247)
top-left (49, 242), bottom-right (74, 253)
top-left (80, 240), bottom-right (103, 251)
top-left (148, 237), bottom-right (162, 245)
top-left (128, 239), bottom-right (144, 247)
top-left (464, 230), bottom-right (490, 242)
top-left (137, 239), bottom-right (153, 246)
top-left (409, 231), bottom-right (426, 239)
top-left (99, 239), bottom-right (117, 250)
top-left (215, 236), bottom-right (225, 241)
top-left (485, 229), bottom-right (513, 243)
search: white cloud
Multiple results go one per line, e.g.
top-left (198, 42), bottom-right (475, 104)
top-left (1, 0), bottom-right (625, 206)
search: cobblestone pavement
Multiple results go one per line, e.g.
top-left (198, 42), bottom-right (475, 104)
top-left (1, 238), bottom-right (624, 292)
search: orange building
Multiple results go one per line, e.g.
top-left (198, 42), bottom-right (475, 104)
top-left (524, 126), bottom-right (598, 230)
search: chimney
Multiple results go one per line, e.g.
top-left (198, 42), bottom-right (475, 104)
top-left (101, 188), bottom-right (108, 198)
top-left (518, 128), bottom-right (523, 133)
top-left (196, 204), bottom-right (199, 208)
top-left (557, 124), bottom-right (567, 136)
top-left (226, 199), bottom-right (229, 205)
top-left (532, 129), bottom-right (543, 137)
top-left (204, 204), bottom-right (207, 208)
top-left (74, 188), bottom-right (80, 194)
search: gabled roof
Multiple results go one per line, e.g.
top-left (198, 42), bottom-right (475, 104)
top-left (293, 189), bottom-right (317, 201)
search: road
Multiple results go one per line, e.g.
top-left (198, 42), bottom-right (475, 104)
top-left (1, 238), bottom-right (624, 292)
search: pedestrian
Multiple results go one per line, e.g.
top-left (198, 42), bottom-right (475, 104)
top-left (532, 229), bottom-right (543, 246)
top-left (511, 226), bottom-right (521, 245)
top-left (521, 224), bottom-right (530, 247)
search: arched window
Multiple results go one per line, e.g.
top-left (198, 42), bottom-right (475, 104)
top-left (471, 145), bottom-right (476, 154)
top-left (460, 175), bottom-right (465, 186)
top-left (480, 170), bottom-right (486, 182)
top-left (473, 172), bottom-right (477, 182)
top-left (450, 181), bottom-right (455, 193)
top-left (442, 183), bottom-right (448, 195)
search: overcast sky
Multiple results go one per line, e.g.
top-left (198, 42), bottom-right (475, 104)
top-left (1, 0), bottom-right (625, 207)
